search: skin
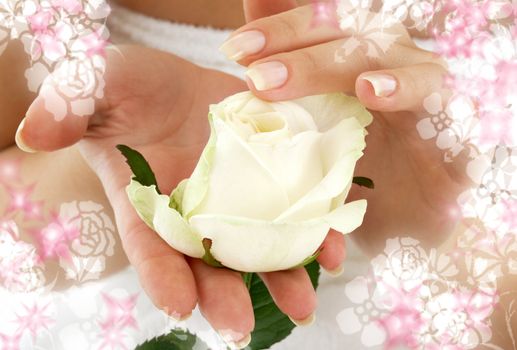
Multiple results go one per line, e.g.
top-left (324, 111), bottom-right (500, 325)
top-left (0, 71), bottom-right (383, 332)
top-left (1, 1), bottom-right (342, 344)
top-left (234, 3), bottom-right (469, 255)
top-left (3, 0), bottom-right (513, 348)
top-left (18, 45), bottom-right (334, 341)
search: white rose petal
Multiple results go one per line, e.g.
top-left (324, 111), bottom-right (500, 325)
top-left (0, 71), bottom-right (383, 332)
top-left (127, 181), bottom-right (204, 258)
top-left (192, 117), bottom-right (291, 220)
top-left (189, 214), bottom-right (330, 272)
top-left (127, 91), bottom-right (372, 272)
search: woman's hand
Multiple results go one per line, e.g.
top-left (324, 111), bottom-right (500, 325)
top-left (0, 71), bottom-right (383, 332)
top-left (15, 44), bottom-right (346, 347)
top-left (226, 1), bottom-right (468, 255)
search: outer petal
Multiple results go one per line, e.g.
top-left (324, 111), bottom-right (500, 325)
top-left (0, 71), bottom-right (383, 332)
top-left (323, 199), bottom-right (367, 234)
top-left (293, 93), bottom-right (373, 131)
top-left (189, 214), bottom-right (330, 272)
top-left (275, 150), bottom-right (363, 222)
top-left (188, 200), bottom-right (365, 272)
top-left (181, 115), bottom-right (218, 218)
top-left (193, 117), bottom-right (290, 220)
top-left (320, 117), bottom-right (367, 173)
top-left (247, 131), bottom-right (324, 204)
top-left (127, 180), bottom-right (204, 258)
top-left (318, 115), bottom-right (368, 211)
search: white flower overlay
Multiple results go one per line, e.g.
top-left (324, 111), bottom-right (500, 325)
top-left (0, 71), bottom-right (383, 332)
top-left (0, 0), bottom-right (110, 121)
top-left (0, 220), bottom-right (46, 293)
top-left (57, 201), bottom-right (116, 283)
top-left (371, 237), bottom-right (459, 289)
top-left (417, 93), bottom-right (480, 163)
top-left (336, 276), bottom-right (387, 347)
top-left (39, 55), bottom-right (106, 121)
top-left (417, 286), bottom-right (496, 349)
top-left (339, 237), bottom-right (497, 349)
top-left (335, 3), bottom-right (401, 61)
top-left (381, 0), bottom-right (439, 31)
top-left (457, 146), bottom-right (517, 286)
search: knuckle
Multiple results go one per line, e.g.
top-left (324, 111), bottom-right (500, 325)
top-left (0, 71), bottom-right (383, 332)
top-left (363, 52), bottom-right (380, 71)
top-left (294, 49), bottom-right (320, 73)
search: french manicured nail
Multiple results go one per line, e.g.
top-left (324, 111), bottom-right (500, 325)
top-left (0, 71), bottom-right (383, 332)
top-left (362, 74), bottom-right (397, 97)
top-left (246, 61), bottom-right (288, 91)
top-left (168, 311), bottom-right (192, 322)
top-left (288, 313), bottom-right (316, 327)
top-left (15, 118), bottom-right (36, 153)
top-left (233, 334), bottom-right (252, 349)
top-left (218, 331), bottom-right (251, 349)
top-left (324, 265), bottom-right (344, 277)
top-left (219, 30), bottom-right (266, 60)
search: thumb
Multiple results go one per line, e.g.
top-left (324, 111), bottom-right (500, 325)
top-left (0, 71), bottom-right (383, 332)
top-left (15, 97), bottom-right (90, 153)
top-left (15, 63), bottom-right (109, 153)
top-left (243, 0), bottom-right (298, 22)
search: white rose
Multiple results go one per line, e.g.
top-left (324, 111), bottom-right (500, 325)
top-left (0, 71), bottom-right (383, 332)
top-left (127, 91), bottom-right (372, 272)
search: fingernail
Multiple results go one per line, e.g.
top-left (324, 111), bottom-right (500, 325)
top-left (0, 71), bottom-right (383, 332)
top-left (168, 311), bottom-right (192, 322)
top-left (179, 312), bottom-right (192, 321)
top-left (218, 330), bottom-right (251, 349)
top-left (219, 30), bottom-right (266, 61)
top-left (233, 334), bottom-right (252, 349)
top-left (324, 265), bottom-right (344, 277)
top-left (15, 118), bottom-right (36, 153)
top-left (288, 313), bottom-right (316, 327)
top-left (362, 74), bottom-right (397, 97)
top-left (246, 61), bottom-right (288, 91)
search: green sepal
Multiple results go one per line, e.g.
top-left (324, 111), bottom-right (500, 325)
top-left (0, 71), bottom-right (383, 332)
top-left (117, 144), bottom-right (161, 194)
top-left (201, 238), bottom-right (224, 268)
top-left (170, 179), bottom-right (188, 214)
top-left (352, 176), bottom-right (374, 189)
top-left (242, 272), bottom-right (253, 290)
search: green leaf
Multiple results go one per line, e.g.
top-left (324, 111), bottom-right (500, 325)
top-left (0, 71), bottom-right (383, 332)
top-left (136, 250), bottom-right (320, 350)
top-left (201, 238), bottom-right (224, 268)
top-left (117, 144), bottom-right (161, 194)
top-left (242, 272), bottom-right (253, 290)
top-left (352, 176), bottom-right (374, 189)
top-left (248, 261), bottom-right (320, 350)
top-left (136, 328), bottom-right (210, 350)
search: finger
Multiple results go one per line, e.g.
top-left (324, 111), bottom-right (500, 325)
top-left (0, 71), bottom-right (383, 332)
top-left (15, 96), bottom-right (91, 152)
top-left (356, 62), bottom-right (449, 113)
top-left (189, 259), bottom-right (254, 349)
top-left (243, 0), bottom-right (298, 22)
top-left (220, 4), bottom-right (343, 64)
top-left (16, 49), bottom-right (115, 153)
top-left (317, 229), bottom-right (346, 275)
top-left (244, 41), bottom-right (440, 101)
top-left (246, 38), bottom-right (368, 100)
top-left (111, 189), bottom-right (198, 320)
top-left (259, 268), bottom-right (317, 325)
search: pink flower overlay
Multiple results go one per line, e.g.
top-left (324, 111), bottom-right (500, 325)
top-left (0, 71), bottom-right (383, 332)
top-left (1, 0), bottom-right (111, 121)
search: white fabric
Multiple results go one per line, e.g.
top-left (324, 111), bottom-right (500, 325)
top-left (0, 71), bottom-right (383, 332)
top-left (107, 3), bottom-right (246, 78)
